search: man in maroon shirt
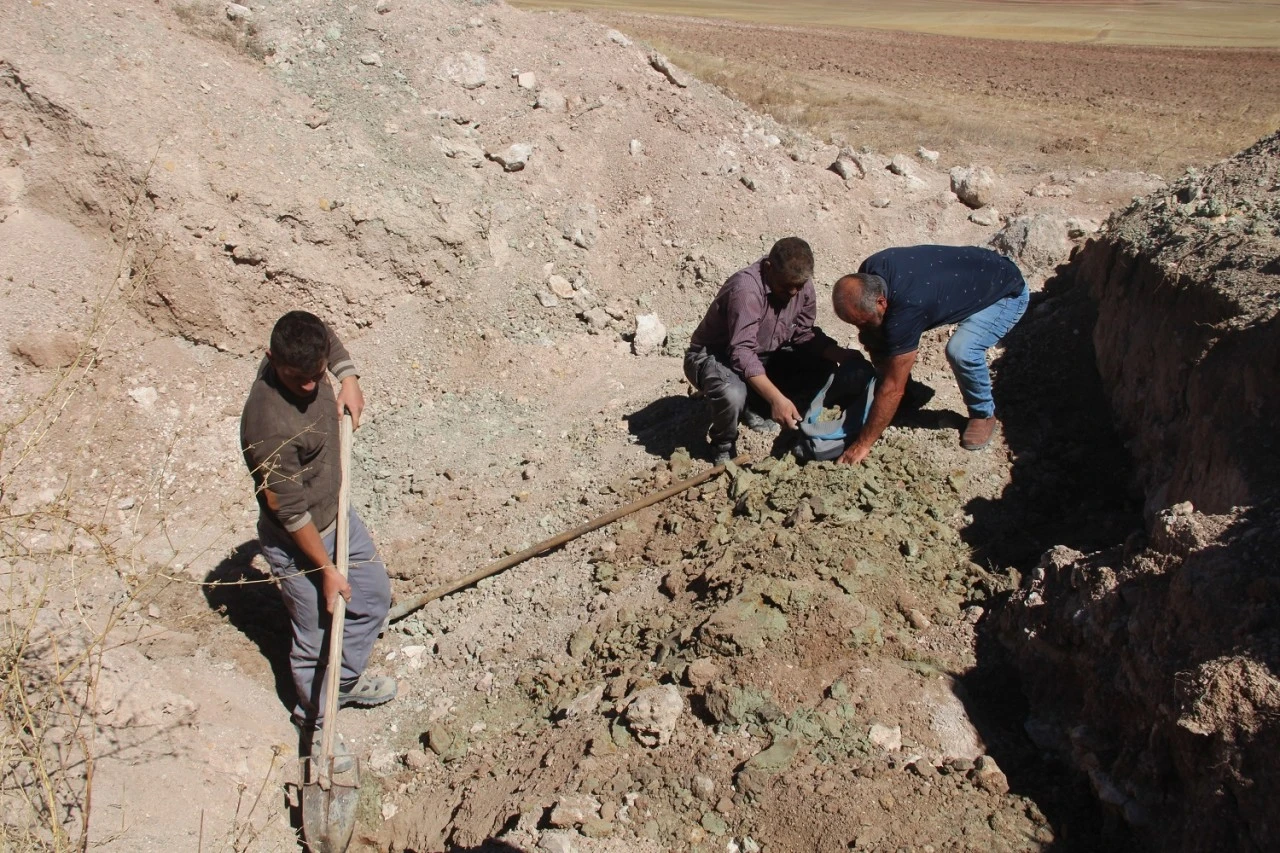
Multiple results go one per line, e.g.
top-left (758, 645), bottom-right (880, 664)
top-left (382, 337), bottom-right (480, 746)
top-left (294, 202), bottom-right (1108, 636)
top-left (685, 237), bottom-right (856, 462)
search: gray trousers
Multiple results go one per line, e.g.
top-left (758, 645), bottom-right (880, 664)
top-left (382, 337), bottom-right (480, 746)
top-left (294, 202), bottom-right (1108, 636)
top-left (259, 508), bottom-right (391, 728)
top-left (684, 346), bottom-right (833, 452)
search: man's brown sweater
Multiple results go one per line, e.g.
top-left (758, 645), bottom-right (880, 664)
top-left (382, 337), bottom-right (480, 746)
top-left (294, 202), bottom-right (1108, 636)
top-left (240, 325), bottom-right (357, 539)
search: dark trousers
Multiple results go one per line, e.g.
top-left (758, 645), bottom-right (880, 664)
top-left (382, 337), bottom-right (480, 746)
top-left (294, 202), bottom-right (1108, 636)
top-left (684, 347), bottom-right (834, 451)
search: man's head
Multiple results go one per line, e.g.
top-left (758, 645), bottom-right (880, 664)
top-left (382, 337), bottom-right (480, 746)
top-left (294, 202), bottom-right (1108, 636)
top-left (832, 273), bottom-right (888, 328)
top-left (760, 237), bottom-right (814, 301)
top-left (267, 311), bottom-right (328, 399)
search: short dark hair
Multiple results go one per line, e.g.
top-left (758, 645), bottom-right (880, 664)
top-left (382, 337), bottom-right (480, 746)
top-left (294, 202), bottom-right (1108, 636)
top-left (768, 237), bottom-right (814, 284)
top-left (835, 273), bottom-right (886, 317)
top-left (270, 311), bottom-right (328, 369)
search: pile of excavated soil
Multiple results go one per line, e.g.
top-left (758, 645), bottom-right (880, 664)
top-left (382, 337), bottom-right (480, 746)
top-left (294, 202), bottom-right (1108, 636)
top-left (997, 133), bottom-right (1280, 852)
top-left (381, 445), bottom-right (1060, 852)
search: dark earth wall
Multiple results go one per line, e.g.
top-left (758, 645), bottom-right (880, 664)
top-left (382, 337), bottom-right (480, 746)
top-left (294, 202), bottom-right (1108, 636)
top-left (998, 132), bottom-right (1280, 851)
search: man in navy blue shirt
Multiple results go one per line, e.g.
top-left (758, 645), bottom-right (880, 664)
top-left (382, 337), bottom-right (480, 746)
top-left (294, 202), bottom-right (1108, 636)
top-left (831, 245), bottom-right (1029, 462)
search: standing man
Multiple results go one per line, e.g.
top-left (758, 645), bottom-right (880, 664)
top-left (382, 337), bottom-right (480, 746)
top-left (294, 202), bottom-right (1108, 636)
top-left (831, 245), bottom-right (1029, 462)
top-left (685, 237), bottom-right (857, 463)
top-left (241, 311), bottom-right (396, 763)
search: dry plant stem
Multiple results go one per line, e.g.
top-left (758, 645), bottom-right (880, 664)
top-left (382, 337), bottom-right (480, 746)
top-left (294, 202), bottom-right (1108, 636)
top-left (387, 453), bottom-right (751, 623)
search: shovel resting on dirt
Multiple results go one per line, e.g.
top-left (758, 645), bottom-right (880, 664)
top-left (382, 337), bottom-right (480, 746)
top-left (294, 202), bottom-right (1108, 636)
top-left (301, 413), bottom-right (360, 853)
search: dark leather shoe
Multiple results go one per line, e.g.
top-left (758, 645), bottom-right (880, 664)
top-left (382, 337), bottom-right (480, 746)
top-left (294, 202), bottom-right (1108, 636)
top-left (961, 416), bottom-right (997, 451)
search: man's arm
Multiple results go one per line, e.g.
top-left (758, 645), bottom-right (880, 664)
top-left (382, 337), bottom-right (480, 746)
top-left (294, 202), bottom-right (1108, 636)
top-left (261, 487), bottom-right (351, 612)
top-left (325, 323), bottom-right (365, 428)
top-left (839, 350), bottom-right (917, 464)
top-left (746, 373), bottom-right (801, 429)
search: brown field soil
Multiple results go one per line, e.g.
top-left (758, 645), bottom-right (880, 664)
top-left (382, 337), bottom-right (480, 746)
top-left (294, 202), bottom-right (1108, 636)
top-left (515, 3), bottom-right (1280, 174)
top-left (545, 7), bottom-right (1274, 176)
top-left (513, 0), bottom-right (1280, 47)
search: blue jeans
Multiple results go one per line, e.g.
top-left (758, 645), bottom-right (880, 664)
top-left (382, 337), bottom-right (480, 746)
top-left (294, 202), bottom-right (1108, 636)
top-left (944, 285), bottom-right (1029, 419)
top-left (259, 508), bottom-right (391, 727)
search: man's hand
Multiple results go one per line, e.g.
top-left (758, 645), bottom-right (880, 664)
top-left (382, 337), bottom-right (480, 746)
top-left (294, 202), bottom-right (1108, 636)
top-left (336, 376), bottom-right (365, 429)
top-left (321, 565), bottom-right (353, 614)
top-left (838, 442), bottom-right (872, 465)
top-left (769, 396), bottom-right (802, 431)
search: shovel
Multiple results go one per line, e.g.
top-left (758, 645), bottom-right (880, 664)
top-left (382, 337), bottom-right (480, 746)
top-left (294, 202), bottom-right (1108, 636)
top-left (301, 412), bottom-right (359, 853)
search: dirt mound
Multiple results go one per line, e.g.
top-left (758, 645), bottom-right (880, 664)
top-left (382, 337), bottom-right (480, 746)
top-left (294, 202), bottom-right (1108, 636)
top-left (382, 446), bottom-right (1057, 851)
top-left (997, 134), bottom-right (1280, 851)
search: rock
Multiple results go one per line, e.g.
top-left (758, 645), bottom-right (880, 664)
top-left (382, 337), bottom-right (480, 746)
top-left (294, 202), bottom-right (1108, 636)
top-left (868, 723), bottom-right (902, 752)
top-left (908, 759), bottom-right (937, 778)
top-left (685, 658), bottom-right (720, 690)
top-left (304, 110), bottom-right (330, 129)
top-left (918, 146), bottom-right (939, 163)
top-left (225, 3), bottom-right (251, 20)
top-left (870, 198), bottom-right (891, 209)
top-left (692, 774), bottom-right (716, 801)
top-left (969, 206), bottom-right (1000, 227)
top-left (536, 89), bottom-right (567, 113)
top-left (547, 274), bottom-right (575, 299)
top-left (403, 748), bottom-right (430, 771)
top-left (438, 52), bottom-right (487, 89)
top-left (425, 725), bottom-right (466, 762)
top-left (632, 314), bottom-right (667, 356)
top-left (990, 212), bottom-right (1072, 271)
top-left (539, 833), bottom-right (575, 853)
top-left (11, 332), bottom-right (80, 369)
top-left (487, 143), bottom-right (533, 172)
top-left (536, 291), bottom-right (559, 308)
top-left (888, 154), bottom-right (914, 176)
top-left (629, 139), bottom-right (643, 157)
top-left (581, 307), bottom-right (611, 332)
top-left (580, 818), bottom-right (613, 839)
top-left (907, 609), bottom-right (931, 630)
top-left (829, 157), bottom-right (862, 181)
top-left (701, 811), bottom-right (728, 835)
top-left (230, 244), bottom-right (265, 264)
top-left (549, 794), bottom-right (600, 828)
top-left (562, 683), bottom-right (605, 719)
top-left (624, 685), bottom-right (683, 747)
top-left (950, 164), bottom-right (997, 209)
top-left (128, 387), bottom-right (159, 407)
top-left (366, 748), bottom-right (399, 777)
top-left (560, 203), bottom-right (599, 248)
top-left (648, 52), bottom-right (691, 88)
top-left (516, 71), bottom-right (537, 89)
top-left (436, 136), bottom-right (485, 167)
top-left (606, 29), bottom-right (632, 46)
top-left (1066, 216), bottom-right (1100, 238)
top-left (971, 754), bottom-right (1010, 794)
top-left (1031, 182), bottom-right (1073, 198)
top-left (745, 736), bottom-right (800, 773)
top-left (359, 52), bottom-right (382, 67)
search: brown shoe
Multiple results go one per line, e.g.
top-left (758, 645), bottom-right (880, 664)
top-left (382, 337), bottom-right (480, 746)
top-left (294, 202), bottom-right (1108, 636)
top-left (961, 416), bottom-right (997, 451)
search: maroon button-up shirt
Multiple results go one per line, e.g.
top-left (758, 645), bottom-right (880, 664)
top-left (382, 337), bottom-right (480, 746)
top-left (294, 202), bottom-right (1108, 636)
top-left (689, 258), bottom-right (836, 379)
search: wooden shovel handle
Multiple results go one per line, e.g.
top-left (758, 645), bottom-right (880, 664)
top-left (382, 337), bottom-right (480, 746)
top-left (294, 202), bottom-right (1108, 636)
top-left (317, 413), bottom-right (353, 778)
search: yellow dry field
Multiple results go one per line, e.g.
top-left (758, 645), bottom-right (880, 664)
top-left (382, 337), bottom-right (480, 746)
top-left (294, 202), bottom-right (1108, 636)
top-left (513, 0), bottom-right (1280, 48)
top-left (513, 1), bottom-right (1280, 173)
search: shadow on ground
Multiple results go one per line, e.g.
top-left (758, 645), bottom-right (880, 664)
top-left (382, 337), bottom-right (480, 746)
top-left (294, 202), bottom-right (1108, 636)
top-left (953, 259), bottom-right (1143, 851)
top-left (202, 540), bottom-right (295, 713)
top-left (625, 394), bottom-right (711, 459)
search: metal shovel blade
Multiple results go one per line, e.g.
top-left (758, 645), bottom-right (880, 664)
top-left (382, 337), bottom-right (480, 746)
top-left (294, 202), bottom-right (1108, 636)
top-left (300, 756), bottom-right (360, 853)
